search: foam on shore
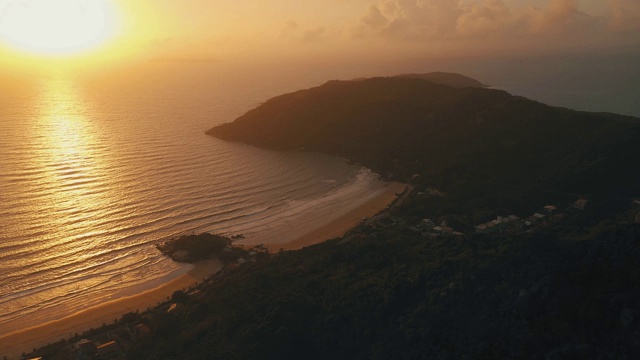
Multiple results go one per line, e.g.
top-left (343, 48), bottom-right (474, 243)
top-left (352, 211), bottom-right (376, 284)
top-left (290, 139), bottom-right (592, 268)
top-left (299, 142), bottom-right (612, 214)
top-left (0, 182), bottom-right (406, 358)
top-left (0, 259), bottom-right (222, 359)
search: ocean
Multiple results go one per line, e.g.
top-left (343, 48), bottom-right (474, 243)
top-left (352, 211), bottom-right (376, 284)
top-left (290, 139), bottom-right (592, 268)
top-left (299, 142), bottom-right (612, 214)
top-left (0, 65), bottom-right (389, 335)
top-left (1, 60), bottom-right (637, 338)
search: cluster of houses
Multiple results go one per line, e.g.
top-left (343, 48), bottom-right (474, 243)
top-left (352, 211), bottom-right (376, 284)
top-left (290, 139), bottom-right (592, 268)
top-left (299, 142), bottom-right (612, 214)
top-left (49, 322), bottom-right (153, 360)
top-left (224, 244), bottom-right (268, 270)
top-left (409, 200), bottom-right (587, 238)
top-left (24, 243), bottom-right (274, 360)
top-left (401, 203), bottom-right (568, 239)
top-left (474, 205), bottom-right (562, 234)
top-left (410, 219), bottom-right (464, 237)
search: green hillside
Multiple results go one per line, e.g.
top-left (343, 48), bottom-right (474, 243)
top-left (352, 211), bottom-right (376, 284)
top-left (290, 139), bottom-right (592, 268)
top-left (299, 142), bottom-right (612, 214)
top-left (208, 76), bottom-right (640, 220)
top-left (24, 75), bottom-right (640, 360)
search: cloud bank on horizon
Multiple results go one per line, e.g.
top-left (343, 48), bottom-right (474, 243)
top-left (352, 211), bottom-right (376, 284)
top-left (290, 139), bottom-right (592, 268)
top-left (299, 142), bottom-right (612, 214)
top-left (129, 0), bottom-right (639, 63)
top-left (354, 0), bottom-right (639, 39)
top-left (347, 0), bottom-right (639, 55)
top-left (2, 0), bottom-right (637, 68)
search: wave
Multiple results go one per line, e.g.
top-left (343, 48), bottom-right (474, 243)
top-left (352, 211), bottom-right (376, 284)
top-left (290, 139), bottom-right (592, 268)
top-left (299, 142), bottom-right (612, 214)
top-left (0, 76), bottom-right (388, 335)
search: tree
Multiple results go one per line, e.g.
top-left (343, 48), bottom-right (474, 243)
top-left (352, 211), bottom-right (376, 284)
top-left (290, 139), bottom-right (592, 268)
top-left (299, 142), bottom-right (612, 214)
top-left (172, 290), bottom-right (189, 304)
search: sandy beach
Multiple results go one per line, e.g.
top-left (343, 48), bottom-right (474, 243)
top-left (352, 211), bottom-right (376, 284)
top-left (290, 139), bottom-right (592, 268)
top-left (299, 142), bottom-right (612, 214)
top-left (269, 182), bottom-right (407, 251)
top-left (0, 182), bottom-right (406, 358)
top-left (0, 259), bottom-right (222, 359)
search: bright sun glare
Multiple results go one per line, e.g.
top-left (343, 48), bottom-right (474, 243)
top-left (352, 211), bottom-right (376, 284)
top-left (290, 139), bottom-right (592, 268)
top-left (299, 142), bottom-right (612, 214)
top-left (0, 0), bottom-right (120, 56)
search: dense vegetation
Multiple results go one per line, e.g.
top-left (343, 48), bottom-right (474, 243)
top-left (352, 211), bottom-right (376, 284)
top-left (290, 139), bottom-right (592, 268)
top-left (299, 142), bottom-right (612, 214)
top-left (134, 74), bottom-right (635, 359)
top-left (25, 74), bottom-right (640, 359)
top-left (125, 208), bottom-right (640, 359)
top-left (208, 75), bottom-right (640, 221)
top-left (156, 233), bottom-right (246, 263)
top-left (394, 72), bottom-right (486, 88)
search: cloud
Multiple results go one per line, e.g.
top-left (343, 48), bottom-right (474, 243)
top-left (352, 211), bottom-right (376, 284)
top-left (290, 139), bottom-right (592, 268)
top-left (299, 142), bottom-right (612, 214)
top-left (281, 21), bottom-right (327, 44)
top-left (526, 0), bottom-right (594, 34)
top-left (455, 0), bottom-right (514, 37)
top-left (281, 21), bottom-right (299, 37)
top-left (355, 0), bottom-right (604, 41)
top-left (608, 0), bottom-right (640, 31)
top-left (361, 5), bottom-right (387, 30)
top-left (364, 0), bottom-right (463, 39)
top-left (302, 26), bottom-right (326, 43)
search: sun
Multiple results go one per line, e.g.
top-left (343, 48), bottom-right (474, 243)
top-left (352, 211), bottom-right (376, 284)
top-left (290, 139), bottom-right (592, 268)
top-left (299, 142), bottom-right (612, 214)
top-left (0, 0), bottom-right (120, 56)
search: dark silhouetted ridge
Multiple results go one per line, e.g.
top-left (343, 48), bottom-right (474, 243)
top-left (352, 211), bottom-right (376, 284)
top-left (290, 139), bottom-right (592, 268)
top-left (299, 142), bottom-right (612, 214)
top-left (27, 74), bottom-right (640, 360)
top-left (394, 71), bottom-right (486, 88)
top-left (208, 75), bottom-right (640, 215)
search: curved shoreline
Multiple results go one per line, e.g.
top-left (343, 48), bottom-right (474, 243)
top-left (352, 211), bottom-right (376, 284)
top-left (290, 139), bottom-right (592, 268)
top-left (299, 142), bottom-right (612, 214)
top-left (259, 182), bottom-right (407, 252)
top-left (0, 259), bottom-right (222, 359)
top-left (0, 182), bottom-right (405, 358)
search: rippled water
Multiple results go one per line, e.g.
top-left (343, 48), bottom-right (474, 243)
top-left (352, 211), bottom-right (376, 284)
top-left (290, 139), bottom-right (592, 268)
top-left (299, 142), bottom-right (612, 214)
top-left (0, 68), bottom-right (388, 333)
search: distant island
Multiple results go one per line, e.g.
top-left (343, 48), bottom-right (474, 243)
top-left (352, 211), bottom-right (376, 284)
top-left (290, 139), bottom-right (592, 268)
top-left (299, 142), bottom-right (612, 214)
top-left (23, 73), bottom-right (640, 360)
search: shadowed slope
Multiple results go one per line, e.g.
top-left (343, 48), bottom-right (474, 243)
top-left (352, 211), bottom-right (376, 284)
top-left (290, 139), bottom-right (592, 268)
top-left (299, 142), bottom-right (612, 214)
top-left (208, 76), bottom-right (640, 216)
top-left (394, 71), bottom-right (486, 88)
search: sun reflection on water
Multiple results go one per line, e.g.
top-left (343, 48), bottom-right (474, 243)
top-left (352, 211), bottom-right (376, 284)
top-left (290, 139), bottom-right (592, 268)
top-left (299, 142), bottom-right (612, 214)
top-left (30, 78), bottom-right (111, 260)
top-left (37, 78), bottom-right (94, 156)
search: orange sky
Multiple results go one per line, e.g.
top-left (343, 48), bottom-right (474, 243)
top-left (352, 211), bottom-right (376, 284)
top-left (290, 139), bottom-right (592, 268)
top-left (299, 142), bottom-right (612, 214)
top-left (0, 0), bottom-right (638, 72)
top-left (119, 0), bottom-right (638, 60)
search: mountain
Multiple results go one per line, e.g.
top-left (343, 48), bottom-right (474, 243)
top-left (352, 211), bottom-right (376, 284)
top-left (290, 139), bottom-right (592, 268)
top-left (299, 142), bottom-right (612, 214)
top-left (28, 74), bottom-right (640, 360)
top-left (394, 71), bottom-right (486, 88)
top-left (207, 75), bottom-right (640, 218)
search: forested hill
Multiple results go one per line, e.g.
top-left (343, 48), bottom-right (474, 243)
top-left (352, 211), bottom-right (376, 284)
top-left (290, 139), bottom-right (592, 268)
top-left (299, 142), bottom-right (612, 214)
top-left (26, 75), bottom-right (640, 360)
top-left (208, 75), bottom-right (640, 217)
top-left (393, 71), bottom-right (486, 88)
